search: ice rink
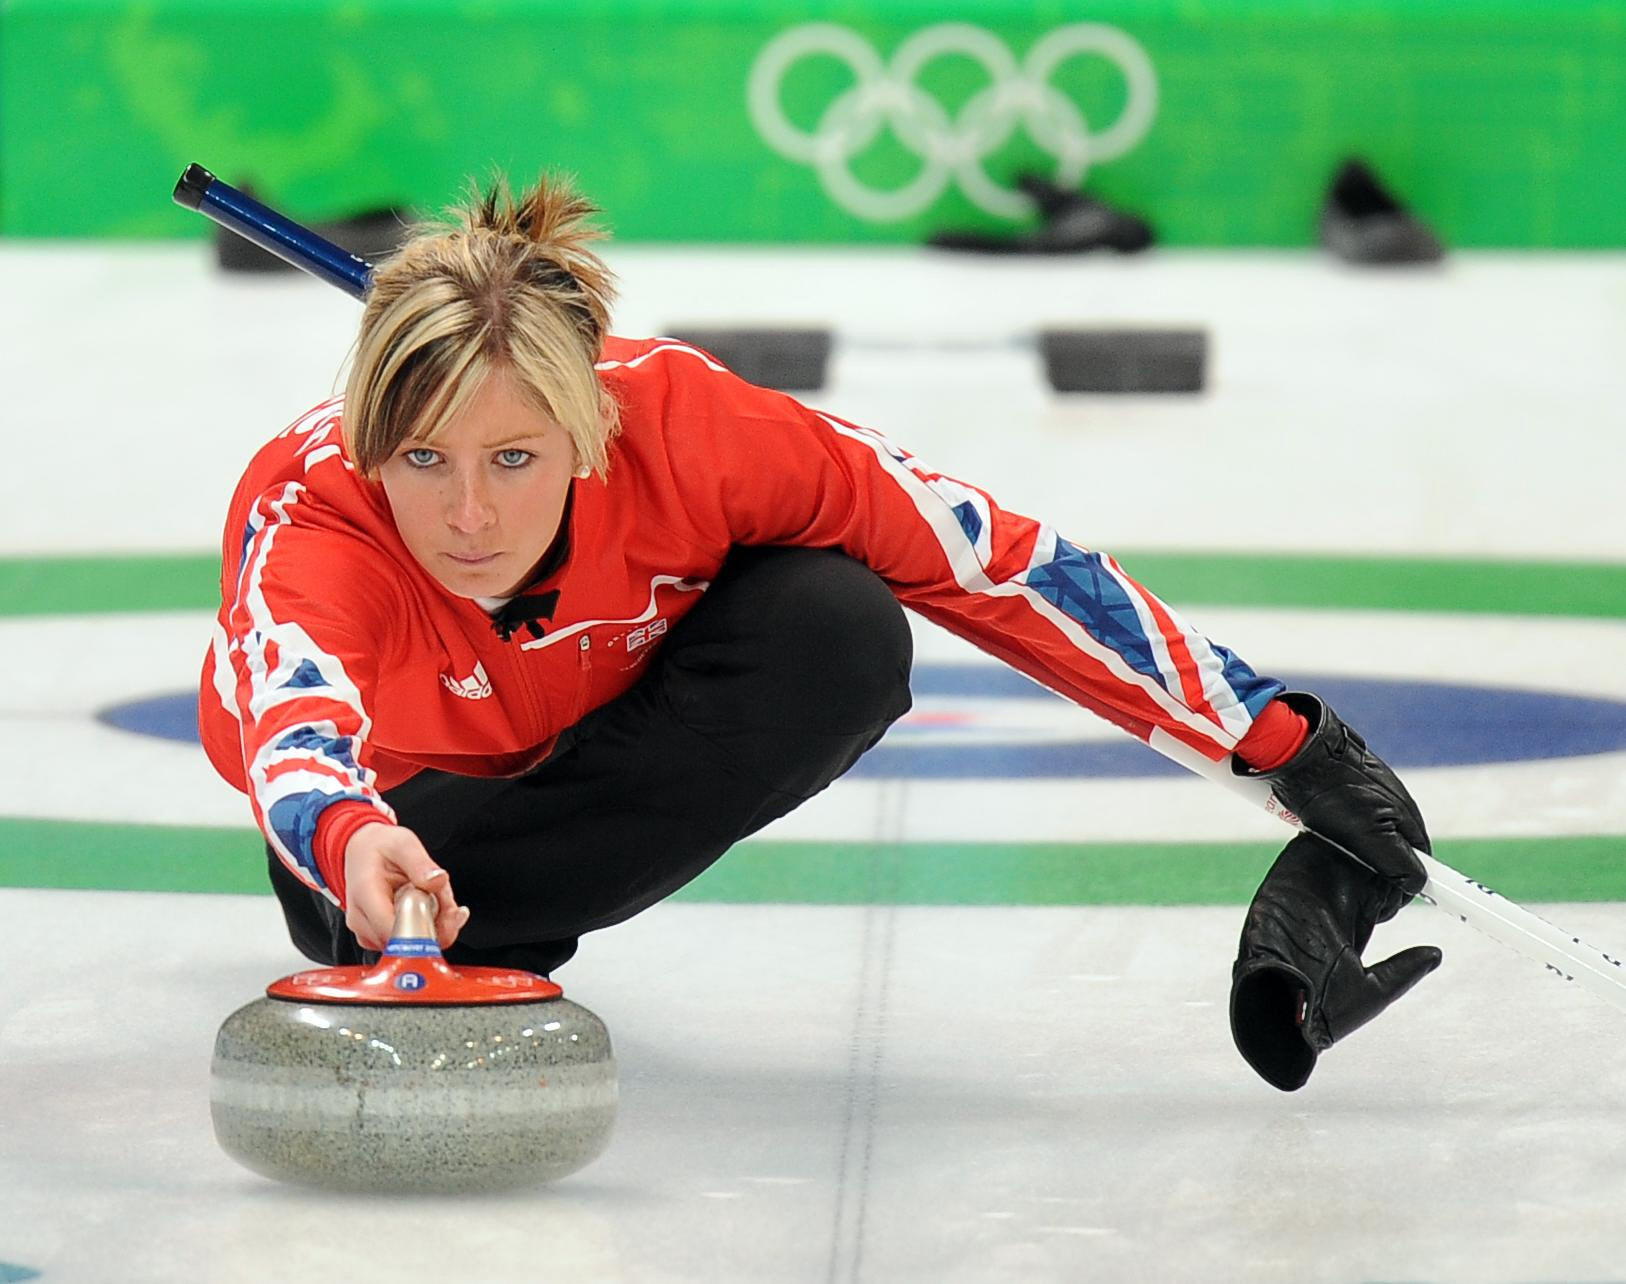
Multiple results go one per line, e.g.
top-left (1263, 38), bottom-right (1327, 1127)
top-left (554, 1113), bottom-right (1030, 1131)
top-left (3, 241), bottom-right (1626, 1283)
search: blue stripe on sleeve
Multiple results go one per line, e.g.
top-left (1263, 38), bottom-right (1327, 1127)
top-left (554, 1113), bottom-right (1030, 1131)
top-left (1024, 537), bottom-right (1165, 690)
top-left (236, 519), bottom-right (260, 590)
top-left (273, 726), bottom-right (360, 772)
top-left (1211, 642), bottom-right (1288, 717)
top-left (280, 659), bottom-right (331, 690)
top-left (267, 788), bottom-right (370, 886)
top-left (951, 499), bottom-right (983, 547)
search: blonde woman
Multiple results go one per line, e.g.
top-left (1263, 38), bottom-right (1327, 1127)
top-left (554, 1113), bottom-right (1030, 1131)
top-left (201, 175), bottom-right (1439, 1091)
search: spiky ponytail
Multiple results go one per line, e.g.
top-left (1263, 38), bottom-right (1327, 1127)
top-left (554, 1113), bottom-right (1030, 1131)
top-left (343, 172), bottom-right (621, 478)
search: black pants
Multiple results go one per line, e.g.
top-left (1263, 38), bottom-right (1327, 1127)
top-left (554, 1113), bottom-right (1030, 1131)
top-left (268, 546), bottom-right (914, 975)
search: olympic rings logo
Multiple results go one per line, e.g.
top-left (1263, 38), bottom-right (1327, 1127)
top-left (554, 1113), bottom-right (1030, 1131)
top-left (747, 22), bottom-right (1158, 223)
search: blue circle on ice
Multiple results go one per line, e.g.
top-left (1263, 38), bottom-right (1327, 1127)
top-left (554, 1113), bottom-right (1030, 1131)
top-left (98, 666), bottom-right (1626, 779)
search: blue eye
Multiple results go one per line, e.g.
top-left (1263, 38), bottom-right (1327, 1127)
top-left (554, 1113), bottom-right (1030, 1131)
top-left (403, 447), bottom-right (439, 468)
top-left (496, 449), bottom-right (533, 468)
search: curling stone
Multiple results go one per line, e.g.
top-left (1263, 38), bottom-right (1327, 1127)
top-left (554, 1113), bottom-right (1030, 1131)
top-left (210, 888), bottom-right (616, 1192)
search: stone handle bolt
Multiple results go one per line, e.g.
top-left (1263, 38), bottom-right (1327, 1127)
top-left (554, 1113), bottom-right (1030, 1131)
top-left (393, 885), bottom-right (439, 942)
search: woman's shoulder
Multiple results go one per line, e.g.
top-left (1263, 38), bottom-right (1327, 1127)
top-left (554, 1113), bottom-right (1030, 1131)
top-left (596, 333), bottom-right (764, 408)
top-left (596, 333), bottom-right (804, 437)
top-left (597, 333), bottom-right (729, 377)
top-left (223, 397), bottom-right (404, 580)
top-left (231, 398), bottom-right (386, 518)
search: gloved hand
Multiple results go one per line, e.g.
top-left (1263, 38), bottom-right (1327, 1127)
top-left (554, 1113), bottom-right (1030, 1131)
top-left (1235, 691), bottom-right (1430, 893)
top-left (1232, 833), bottom-right (1442, 1090)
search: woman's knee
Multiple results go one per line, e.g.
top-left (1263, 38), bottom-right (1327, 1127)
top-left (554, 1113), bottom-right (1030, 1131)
top-left (672, 546), bottom-right (913, 734)
top-left (767, 548), bottom-right (911, 703)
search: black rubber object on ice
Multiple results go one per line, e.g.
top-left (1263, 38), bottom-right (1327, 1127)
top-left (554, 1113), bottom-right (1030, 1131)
top-left (1037, 328), bottom-right (1207, 393)
top-left (663, 326), bottom-right (1208, 395)
top-left (663, 327), bottom-right (834, 393)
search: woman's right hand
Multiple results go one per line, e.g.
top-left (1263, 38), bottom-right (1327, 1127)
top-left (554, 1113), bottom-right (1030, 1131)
top-left (342, 822), bottom-right (470, 952)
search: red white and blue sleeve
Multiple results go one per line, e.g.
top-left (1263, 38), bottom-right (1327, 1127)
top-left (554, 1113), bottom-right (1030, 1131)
top-left (656, 348), bottom-right (1289, 766)
top-left (209, 480), bottom-right (398, 906)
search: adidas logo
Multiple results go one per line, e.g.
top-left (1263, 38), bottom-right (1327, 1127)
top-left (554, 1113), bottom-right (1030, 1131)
top-left (440, 662), bottom-right (493, 700)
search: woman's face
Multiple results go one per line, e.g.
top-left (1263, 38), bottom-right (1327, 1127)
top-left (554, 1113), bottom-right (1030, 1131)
top-left (378, 368), bottom-right (578, 600)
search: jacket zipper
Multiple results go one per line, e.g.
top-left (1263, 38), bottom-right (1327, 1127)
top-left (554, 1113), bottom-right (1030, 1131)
top-left (574, 633), bottom-right (592, 720)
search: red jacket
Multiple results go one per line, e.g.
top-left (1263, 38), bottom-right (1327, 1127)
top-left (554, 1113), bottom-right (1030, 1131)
top-left (201, 336), bottom-right (1283, 905)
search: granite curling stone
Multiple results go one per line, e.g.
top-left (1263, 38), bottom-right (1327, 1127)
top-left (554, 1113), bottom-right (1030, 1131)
top-left (210, 888), bottom-right (616, 1192)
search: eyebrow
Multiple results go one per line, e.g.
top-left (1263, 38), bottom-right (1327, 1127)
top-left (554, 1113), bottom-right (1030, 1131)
top-left (402, 432), bottom-right (549, 449)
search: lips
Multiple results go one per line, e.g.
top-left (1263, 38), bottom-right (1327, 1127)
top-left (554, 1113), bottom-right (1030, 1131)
top-left (445, 552), bottom-right (501, 566)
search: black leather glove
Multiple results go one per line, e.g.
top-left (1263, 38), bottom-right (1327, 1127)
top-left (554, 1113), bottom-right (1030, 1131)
top-left (1232, 833), bottom-right (1442, 1090)
top-left (1235, 691), bottom-right (1430, 894)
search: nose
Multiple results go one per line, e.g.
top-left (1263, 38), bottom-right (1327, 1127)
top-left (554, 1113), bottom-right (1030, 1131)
top-left (446, 469), bottom-right (496, 534)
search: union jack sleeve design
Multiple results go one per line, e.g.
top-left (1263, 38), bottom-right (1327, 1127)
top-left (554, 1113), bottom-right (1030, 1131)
top-left (218, 479), bottom-right (393, 902)
top-left (762, 405), bottom-right (1284, 761)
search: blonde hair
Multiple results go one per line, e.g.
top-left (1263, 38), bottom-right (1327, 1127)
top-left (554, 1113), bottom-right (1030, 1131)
top-left (342, 172), bottom-right (620, 478)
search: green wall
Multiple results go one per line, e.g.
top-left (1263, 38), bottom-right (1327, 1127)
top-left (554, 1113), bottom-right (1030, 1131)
top-left (2, 0), bottom-right (1622, 245)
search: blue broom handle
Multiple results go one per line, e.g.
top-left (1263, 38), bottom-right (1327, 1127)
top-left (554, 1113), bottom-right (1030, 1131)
top-left (173, 163), bottom-right (374, 300)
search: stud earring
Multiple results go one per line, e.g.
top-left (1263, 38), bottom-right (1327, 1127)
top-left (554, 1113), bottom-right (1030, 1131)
top-left (574, 465), bottom-right (591, 479)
